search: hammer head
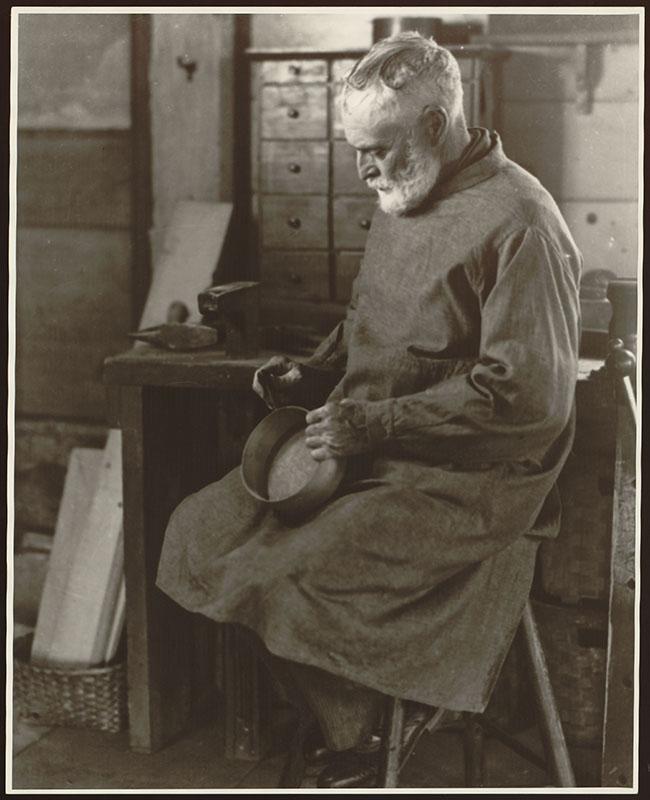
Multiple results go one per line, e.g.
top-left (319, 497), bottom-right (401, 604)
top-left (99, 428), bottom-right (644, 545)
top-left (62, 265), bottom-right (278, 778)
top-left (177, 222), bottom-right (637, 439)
top-left (198, 281), bottom-right (260, 357)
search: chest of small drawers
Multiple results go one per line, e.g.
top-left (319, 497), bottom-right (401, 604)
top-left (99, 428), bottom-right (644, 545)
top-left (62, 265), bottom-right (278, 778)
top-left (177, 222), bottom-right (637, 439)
top-left (245, 47), bottom-right (508, 334)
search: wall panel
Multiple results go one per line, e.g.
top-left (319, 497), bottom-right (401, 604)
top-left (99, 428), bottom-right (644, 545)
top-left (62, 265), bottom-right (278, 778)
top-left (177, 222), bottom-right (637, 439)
top-left (15, 228), bottom-right (132, 419)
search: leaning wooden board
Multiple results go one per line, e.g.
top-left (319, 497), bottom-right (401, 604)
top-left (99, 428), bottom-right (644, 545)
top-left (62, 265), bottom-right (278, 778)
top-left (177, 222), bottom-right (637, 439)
top-left (139, 201), bottom-right (233, 326)
top-left (42, 433), bottom-right (123, 668)
top-left (31, 448), bottom-right (104, 664)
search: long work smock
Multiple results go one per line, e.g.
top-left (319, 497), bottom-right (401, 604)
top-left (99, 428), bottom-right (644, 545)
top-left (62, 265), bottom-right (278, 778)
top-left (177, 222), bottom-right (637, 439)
top-left (156, 129), bottom-right (582, 712)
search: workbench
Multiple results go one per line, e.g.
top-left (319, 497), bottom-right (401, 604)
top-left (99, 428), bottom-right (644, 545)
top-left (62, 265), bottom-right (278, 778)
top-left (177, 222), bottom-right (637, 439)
top-left (103, 347), bottom-right (634, 782)
top-left (104, 347), bottom-right (270, 755)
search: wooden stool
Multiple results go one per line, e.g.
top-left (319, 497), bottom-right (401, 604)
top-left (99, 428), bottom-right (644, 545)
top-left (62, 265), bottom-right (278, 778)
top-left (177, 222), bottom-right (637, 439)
top-left (377, 599), bottom-right (576, 788)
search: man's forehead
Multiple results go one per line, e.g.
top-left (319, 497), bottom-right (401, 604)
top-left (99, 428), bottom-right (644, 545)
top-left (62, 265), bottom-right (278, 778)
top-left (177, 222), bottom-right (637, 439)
top-left (341, 86), bottom-right (420, 138)
top-left (342, 92), bottom-right (397, 146)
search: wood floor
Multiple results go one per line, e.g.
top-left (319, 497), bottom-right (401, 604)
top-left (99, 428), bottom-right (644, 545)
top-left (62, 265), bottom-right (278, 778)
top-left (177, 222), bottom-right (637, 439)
top-left (11, 714), bottom-right (602, 790)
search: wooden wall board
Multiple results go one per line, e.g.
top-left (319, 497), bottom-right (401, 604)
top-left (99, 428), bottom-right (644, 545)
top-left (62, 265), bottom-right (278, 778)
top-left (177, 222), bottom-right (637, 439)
top-left (15, 228), bottom-right (131, 419)
top-left (44, 430), bottom-right (123, 668)
top-left (17, 13), bottom-right (131, 130)
top-left (31, 448), bottom-right (104, 664)
top-left (500, 44), bottom-right (638, 103)
top-left (17, 130), bottom-right (131, 230)
top-left (150, 15), bottom-right (234, 266)
top-left (560, 201), bottom-right (639, 279)
top-left (501, 101), bottom-right (638, 201)
top-left (14, 420), bottom-right (108, 533)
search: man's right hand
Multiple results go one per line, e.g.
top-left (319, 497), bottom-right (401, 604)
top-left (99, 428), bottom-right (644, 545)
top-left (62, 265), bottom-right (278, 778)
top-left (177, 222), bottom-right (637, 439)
top-left (252, 355), bottom-right (303, 409)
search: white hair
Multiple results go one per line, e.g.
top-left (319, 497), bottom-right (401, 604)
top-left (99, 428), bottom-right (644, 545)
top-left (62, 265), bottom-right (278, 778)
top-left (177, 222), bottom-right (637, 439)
top-left (340, 31), bottom-right (465, 121)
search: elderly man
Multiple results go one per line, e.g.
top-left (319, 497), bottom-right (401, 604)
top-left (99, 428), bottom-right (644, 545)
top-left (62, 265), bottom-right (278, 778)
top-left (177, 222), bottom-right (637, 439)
top-left (157, 32), bottom-right (581, 787)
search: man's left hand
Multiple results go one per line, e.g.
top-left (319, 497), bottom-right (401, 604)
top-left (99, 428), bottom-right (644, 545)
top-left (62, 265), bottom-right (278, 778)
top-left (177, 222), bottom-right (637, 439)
top-left (305, 399), bottom-right (371, 461)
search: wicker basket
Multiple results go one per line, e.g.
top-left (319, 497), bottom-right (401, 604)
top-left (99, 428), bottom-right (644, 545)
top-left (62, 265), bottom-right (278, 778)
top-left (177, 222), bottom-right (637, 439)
top-left (531, 599), bottom-right (607, 747)
top-left (13, 634), bottom-right (128, 733)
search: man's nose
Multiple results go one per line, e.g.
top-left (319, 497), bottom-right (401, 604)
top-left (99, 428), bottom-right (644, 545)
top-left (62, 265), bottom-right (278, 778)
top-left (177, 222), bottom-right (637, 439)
top-left (357, 153), bottom-right (380, 181)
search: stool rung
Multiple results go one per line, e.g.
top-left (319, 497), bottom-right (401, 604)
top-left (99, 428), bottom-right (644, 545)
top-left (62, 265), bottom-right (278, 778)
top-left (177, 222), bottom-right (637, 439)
top-left (475, 716), bottom-right (547, 772)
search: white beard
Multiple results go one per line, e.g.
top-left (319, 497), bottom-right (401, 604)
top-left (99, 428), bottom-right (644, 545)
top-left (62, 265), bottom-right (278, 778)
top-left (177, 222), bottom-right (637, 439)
top-left (368, 142), bottom-right (440, 216)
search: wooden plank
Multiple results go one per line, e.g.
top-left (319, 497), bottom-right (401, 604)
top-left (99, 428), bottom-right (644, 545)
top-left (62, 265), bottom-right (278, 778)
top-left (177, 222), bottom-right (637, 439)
top-left (150, 15), bottom-right (234, 266)
top-left (560, 201), bottom-right (639, 279)
top-left (17, 130), bottom-right (131, 229)
top-left (139, 201), bottom-right (233, 327)
top-left (44, 430), bottom-right (123, 668)
top-left (104, 348), bottom-right (266, 390)
top-left (500, 43), bottom-right (639, 103)
top-left (31, 448), bottom-right (104, 665)
top-left (500, 100), bottom-right (638, 201)
top-left (15, 227), bottom-right (131, 419)
top-left (601, 407), bottom-right (636, 787)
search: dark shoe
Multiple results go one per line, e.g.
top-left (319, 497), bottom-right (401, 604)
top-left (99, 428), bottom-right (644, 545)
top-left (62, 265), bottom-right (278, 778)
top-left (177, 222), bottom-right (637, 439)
top-left (305, 727), bottom-right (381, 768)
top-left (315, 705), bottom-right (441, 788)
top-left (316, 750), bottom-right (379, 789)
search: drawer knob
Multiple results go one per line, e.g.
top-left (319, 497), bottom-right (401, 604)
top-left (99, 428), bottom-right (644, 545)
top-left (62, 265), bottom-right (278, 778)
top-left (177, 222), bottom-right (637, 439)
top-left (359, 218), bottom-right (371, 230)
top-left (287, 108), bottom-right (300, 119)
top-left (288, 163), bottom-right (302, 174)
top-left (289, 272), bottom-right (302, 284)
top-left (287, 217), bottom-right (302, 229)
top-left (289, 64), bottom-right (302, 76)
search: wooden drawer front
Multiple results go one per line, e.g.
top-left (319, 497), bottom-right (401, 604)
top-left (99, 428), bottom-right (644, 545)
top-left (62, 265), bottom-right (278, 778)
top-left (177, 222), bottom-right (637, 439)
top-left (261, 141), bottom-right (329, 194)
top-left (261, 59), bottom-right (327, 84)
top-left (261, 251), bottom-right (330, 302)
top-left (333, 141), bottom-right (374, 196)
top-left (333, 197), bottom-right (377, 249)
top-left (261, 85), bottom-right (328, 139)
top-left (262, 196), bottom-right (328, 249)
top-left (335, 251), bottom-right (363, 304)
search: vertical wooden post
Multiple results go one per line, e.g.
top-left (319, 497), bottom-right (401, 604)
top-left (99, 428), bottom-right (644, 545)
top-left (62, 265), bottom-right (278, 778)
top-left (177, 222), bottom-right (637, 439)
top-left (130, 14), bottom-right (153, 328)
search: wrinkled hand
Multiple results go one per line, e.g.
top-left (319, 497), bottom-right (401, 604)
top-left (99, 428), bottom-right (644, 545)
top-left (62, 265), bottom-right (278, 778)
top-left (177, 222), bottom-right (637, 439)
top-left (305, 399), bottom-right (370, 461)
top-left (252, 355), bottom-right (303, 408)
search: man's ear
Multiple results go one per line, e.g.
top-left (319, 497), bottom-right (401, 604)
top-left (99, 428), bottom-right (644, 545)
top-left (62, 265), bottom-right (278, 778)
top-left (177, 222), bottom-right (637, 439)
top-left (422, 105), bottom-right (448, 146)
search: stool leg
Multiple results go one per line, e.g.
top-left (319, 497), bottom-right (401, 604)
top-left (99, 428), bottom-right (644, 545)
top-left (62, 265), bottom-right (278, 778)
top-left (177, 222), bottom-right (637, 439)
top-left (463, 713), bottom-right (486, 787)
top-left (377, 697), bottom-right (405, 788)
top-left (522, 601), bottom-right (576, 787)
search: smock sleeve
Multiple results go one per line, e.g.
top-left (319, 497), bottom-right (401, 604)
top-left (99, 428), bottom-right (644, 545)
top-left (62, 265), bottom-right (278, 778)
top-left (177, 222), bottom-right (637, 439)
top-left (362, 227), bottom-right (582, 462)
